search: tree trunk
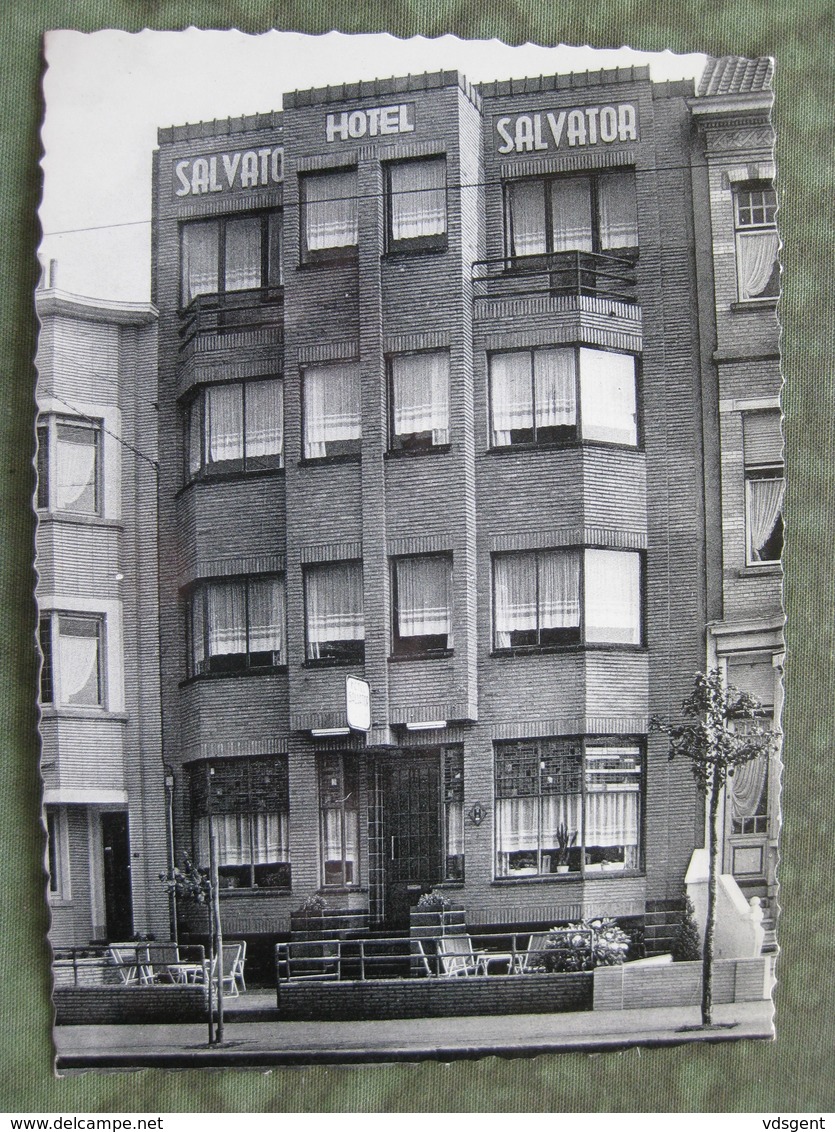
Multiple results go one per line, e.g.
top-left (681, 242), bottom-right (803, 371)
top-left (703, 776), bottom-right (721, 1027)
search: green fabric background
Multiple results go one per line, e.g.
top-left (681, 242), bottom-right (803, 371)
top-left (1, 0), bottom-right (832, 1113)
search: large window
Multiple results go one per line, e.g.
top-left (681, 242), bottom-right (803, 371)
top-left (180, 212), bottom-right (281, 306)
top-left (186, 576), bottom-right (286, 676)
top-left (304, 561), bottom-right (364, 663)
top-left (302, 363), bottom-right (361, 460)
top-left (505, 169), bottom-right (638, 259)
top-left (389, 352), bottom-right (450, 451)
top-left (734, 182), bottom-right (779, 302)
top-left (392, 555), bottom-right (452, 657)
top-left (489, 347), bottom-right (638, 448)
top-left (495, 739), bottom-right (642, 877)
top-left (743, 410), bottom-right (784, 566)
top-left (443, 746), bottom-right (464, 882)
top-left (185, 379), bottom-right (283, 480)
top-left (189, 757), bottom-right (290, 890)
top-left (318, 754), bottom-right (360, 887)
top-left (386, 157), bottom-right (447, 251)
top-left (37, 415), bottom-right (101, 516)
top-left (39, 613), bottom-right (103, 707)
top-left (301, 169), bottom-right (358, 261)
top-left (492, 548), bottom-right (642, 650)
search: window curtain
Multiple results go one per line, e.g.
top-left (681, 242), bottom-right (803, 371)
top-left (247, 576), bottom-right (285, 661)
top-left (181, 221), bottom-right (218, 303)
top-left (304, 171), bottom-right (358, 250)
top-left (495, 797), bottom-right (539, 871)
top-left (322, 809), bottom-right (359, 873)
top-left (534, 349), bottom-right (576, 431)
top-left (306, 562), bottom-right (364, 657)
top-left (390, 159), bottom-right (446, 240)
top-left (245, 380), bottom-right (283, 464)
top-left (303, 364), bottom-right (361, 458)
top-left (207, 581), bottom-right (247, 658)
top-left (584, 787), bottom-right (639, 847)
top-left (392, 353), bottom-right (450, 444)
top-left (737, 231), bottom-right (779, 300)
top-left (539, 551), bottom-right (580, 631)
top-left (507, 181), bottom-right (546, 256)
top-left (187, 399), bottom-right (203, 478)
top-left (550, 177), bottom-right (593, 252)
top-left (541, 793), bottom-right (583, 851)
top-left (598, 171), bottom-right (639, 249)
top-left (494, 554), bottom-right (537, 647)
top-left (446, 800), bottom-right (464, 857)
top-left (58, 618), bottom-right (100, 705)
top-left (747, 477), bottom-right (785, 561)
top-left (584, 549), bottom-right (641, 644)
top-left (205, 384), bottom-right (243, 465)
top-left (56, 424), bottom-right (97, 512)
top-left (197, 812), bottom-right (288, 870)
top-left (251, 812), bottom-right (289, 864)
top-left (490, 353), bottom-right (533, 446)
top-left (396, 556), bottom-right (450, 638)
top-left (579, 348), bottom-right (637, 445)
top-left (224, 217), bottom-right (262, 292)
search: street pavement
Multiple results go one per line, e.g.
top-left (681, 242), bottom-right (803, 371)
top-left (54, 994), bottom-right (774, 1069)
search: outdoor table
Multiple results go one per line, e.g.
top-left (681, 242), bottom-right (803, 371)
top-left (167, 962), bottom-right (205, 984)
top-left (476, 951), bottom-right (515, 974)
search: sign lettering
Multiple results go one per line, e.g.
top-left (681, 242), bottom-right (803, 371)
top-left (326, 103), bottom-right (415, 143)
top-left (346, 676), bottom-right (371, 732)
top-left (174, 146), bottom-right (284, 197)
top-left (495, 104), bottom-right (638, 154)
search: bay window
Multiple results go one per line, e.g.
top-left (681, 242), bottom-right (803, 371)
top-left (180, 212), bottom-right (281, 306)
top-left (386, 157), bottom-right (447, 251)
top-left (187, 575), bottom-right (286, 675)
top-left (190, 757), bottom-right (290, 890)
top-left (301, 169), bottom-right (358, 260)
top-left (318, 754), bottom-right (360, 887)
top-left (37, 415), bottom-right (101, 515)
top-left (39, 612), bottom-right (103, 707)
top-left (392, 554), bottom-right (452, 657)
top-left (389, 351), bottom-right (450, 451)
top-left (495, 739), bottom-right (642, 877)
top-left (302, 362), bottom-right (361, 459)
top-left (304, 561), bottom-right (364, 663)
top-left (492, 548), bottom-right (642, 650)
top-left (734, 182), bottom-right (779, 302)
top-left (489, 346), bottom-right (638, 448)
top-left (185, 378), bottom-right (283, 479)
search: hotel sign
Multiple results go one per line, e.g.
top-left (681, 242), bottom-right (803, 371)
top-left (346, 676), bottom-right (371, 732)
top-left (174, 146), bottom-right (284, 197)
top-left (495, 103), bottom-right (638, 154)
top-left (326, 103), bottom-right (415, 142)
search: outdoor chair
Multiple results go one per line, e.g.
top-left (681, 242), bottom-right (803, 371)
top-left (210, 942), bottom-right (242, 997)
top-left (413, 939), bottom-right (437, 977)
top-left (510, 931), bottom-right (551, 974)
top-left (437, 934), bottom-right (489, 977)
top-left (106, 943), bottom-right (154, 986)
top-left (230, 939), bottom-right (247, 992)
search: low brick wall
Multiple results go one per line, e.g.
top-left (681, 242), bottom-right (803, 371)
top-left (54, 985), bottom-right (209, 1026)
top-left (593, 957), bottom-right (772, 1011)
top-left (276, 972), bottom-right (592, 1021)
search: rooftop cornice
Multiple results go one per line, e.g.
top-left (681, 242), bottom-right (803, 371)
top-left (36, 288), bottom-right (158, 326)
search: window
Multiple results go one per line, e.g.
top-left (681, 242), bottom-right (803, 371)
top-left (37, 415), bottom-right (101, 515)
top-left (734, 183), bottom-right (779, 302)
top-left (495, 739), bottom-right (642, 877)
top-left (301, 169), bottom-right (358, 261)
top-left (180, 212), bottom-right (281, 306)
top-left (318, 754), bottom-right (360, 887)
top-left (389, 352), bottom-right (450, 451)
top-left (187, 576), bottom-right (286, 676)
top-left (45, 807), bottom-right (69, 899)
top-left (726, 656), bottom-right (774, 836)
top-left (302, 363), bottom-right (361, 459)
top-left (489, 347), bottom-right (638, 448)
top-left (443, 747), bottom-right (464, 881)
top-left (505, 169), bottom-right (638, 258)
top-left (304, 561), bottom-right (364, 663)
top-left (386, 157), bottom-right (447, 251)
top-left (392, 555), bottom-right (452, 657)
top-left (492, 548), bottom-right (642, 650)
top-left (39, 613), bottom-right (103, 707)
top-left (185, 379), bottom-right (283, 480)
top-left (743, 411), bottom-right (784, 565)
top-left (189, 758), bottom-right (290, 890)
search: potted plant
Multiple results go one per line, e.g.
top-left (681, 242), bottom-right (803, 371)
top-left (554, 823), bottom-right (577, 873)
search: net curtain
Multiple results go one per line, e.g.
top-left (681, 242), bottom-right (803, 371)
top-left (495, 794), bottom-right (582, 873)
top-left (493, 552), bottom-right (579, 646)
top-left (207, 581), bottom-right (247, 658)
top-left (306, 562), bottom-right (364, 657)
top-left (56, 424), bottom-right (97, 512)
top-left (395, 556), bottom-right (451, 638)
top-left (304, 171), bottom-right (358, 250)
top-left (737, 231), bottom-right (779, 300)
top-left (550, 177), bottom-right (593, 251)
top-left (224, 216), bottom-right (262, 292)
top-left (390, 159), bottom-right (446, 240)
top-left (490, 350), bottom-right (575, 445)
top-left (597, 171), bottom-right (639, 249)
top-left (181, 220), bottom-right (218, 303)
top-left (729, 753), bottom-right (768, 821)
top-left (198, 813), bottom-right (289, 868)
top-left (747, 476), bottom-right (785, 560)
top-left (206, 384), bottom-right (243, 465)
top-left (247, 576), bottom-right (286, 661)
top-left (303, 363), bottom-right (361, 458)
top-left (322, 809), bottom-right (359, 872)
top-left (245, 380), bottom-right (283, 463)
top-left (392, 353), bottom-right (450, 444)
top-left (57, 619), bottom-right (100, 705)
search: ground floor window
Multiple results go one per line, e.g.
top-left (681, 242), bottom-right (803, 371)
top-left (318, 754), bottom-right (360, 887)
top-left (494, 738), bottom-right (642, 878)
top-left (189, 757), bottom-right (290, 889)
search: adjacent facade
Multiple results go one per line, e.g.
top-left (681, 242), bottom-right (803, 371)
top-left (149, 60), bottom-right (780, 961)
top-left (36, 283), bottom-right (170, 948)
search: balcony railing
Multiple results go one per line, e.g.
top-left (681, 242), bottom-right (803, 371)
top-left (472, 251), bottom-right (638, 306)
top-left (178, 287), bottom-right (284, 352)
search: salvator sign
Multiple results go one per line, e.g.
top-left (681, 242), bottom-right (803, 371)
top-left (174, 146), bottom-right (284, 197)
top-left (495, 104), bottom-right (638, 154)
top-left (326, 104), bottom-right (415, 142)
top-left (346, 676), bottom-right (371, 732)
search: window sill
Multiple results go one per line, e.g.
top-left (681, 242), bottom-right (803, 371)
top-left (303, 656), bottom-right (365, 669)
top-left (740, 563), bottom-right (783, 576)
top-left (179, 666), bottom-right (288, 688)
top-left (298, 454), bottom-right (361, 468)
top-left (219, 886), bottom-right (292, 898)
top-left (37, 511), bottom-right (123, 530)
top-left (318, 887), bottom-right (367, 896)
top-left (176, 467), bottom-right (284, 498)
top-left (385, 444), bottom-right (452, 460)
top-left (492, 870), bottom-right (643, 886)
top-left (389, 649), bottom-right (453, 663)
top-left (40, 706), bottom-right (128, 722)
top-left (382, 242), bottom-right (448, 260)
top-left (491, 643), bottom-right (646, 658)
top-left (297, 253), bottom-right (358, 270)
top-left (731, 299), bottom-right (779, 313)
top-left (485, 440), bottom-right (642, 457)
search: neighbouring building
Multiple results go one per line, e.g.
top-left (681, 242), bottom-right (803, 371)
top-left (36, 279), bottom-right (170, 948)
top-left (150, 59), bottom-right (780, 965)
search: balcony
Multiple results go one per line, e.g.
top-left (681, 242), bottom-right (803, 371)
top-left (178, 287), bottom-right (284, 353)
top-left (472, 251), bottom-right (638, 307)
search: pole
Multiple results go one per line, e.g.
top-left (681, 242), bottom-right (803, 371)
top-left (703, 773), bottom-right (721, 1027)
top-left (207, 766), bottom-right (224, 1044)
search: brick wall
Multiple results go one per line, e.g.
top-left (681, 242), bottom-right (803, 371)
top-left (593, 956), bottom-right (771, 1010)
top-left (54, 985), bottom-right (208, 1026)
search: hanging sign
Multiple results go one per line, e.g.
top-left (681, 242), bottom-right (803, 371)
top-left (346, 676), bottom-right (371, 732)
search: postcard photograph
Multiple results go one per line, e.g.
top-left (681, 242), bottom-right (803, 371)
top-left (36, 28), bottom-right (782, 1071)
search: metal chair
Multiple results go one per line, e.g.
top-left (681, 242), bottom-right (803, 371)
top-left (510, 931), bottom-right (551, 974)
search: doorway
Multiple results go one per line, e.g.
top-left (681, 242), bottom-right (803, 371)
top-left (100, 811), bottom-right (133, 941)
top-left (375, 754), bottom-right (442, 930)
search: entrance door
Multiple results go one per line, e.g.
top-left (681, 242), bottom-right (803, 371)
top-left (379, 755), bottom-right (442, 929)
top-left (101, 811), bottom-right (133, 941)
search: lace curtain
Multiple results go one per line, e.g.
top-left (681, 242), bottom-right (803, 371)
top-left (198, 813), bottom-right (289, 867)
top-left (598, 170), bottom-right (639, 249)
top-left (57, 618), bottom-right (100, 705)
top-left (737, 231), bottom-right (779, 300)
top-left (224, 216), bottom-right (262, 292)
top-left (493, 552), bottom-right (579, 646)
top-left (245, 380), bottom-right (284, 464)
top-left (304, 171), bottom-right (358, 250)
top-left (507, 180), bottom-right (546, 256)
top-left (390, 159), bottom-right (446, 240)
top-left (205, 384), bottom-right (243, 466)
top-left (305, 562), bottom-right (364, 657)
top-left (550, 176), bottom-right (593, 251)
top-left (392, 352), bottom-right (449, 444)
top-left (748, 476), bottom-right (785, 561)
top-left (56, 424), bottom-right (98, 512)
top-left (248, 576), bottom-right (286, 661)
top-left (490, 350), bottom-right (575, 445)
top-left (303, 363), bottom-right (361, 458)
top-left (207, 581), bottom-right (247, 658)
top-left (395, 556), bottom-right (450, 638)
top-left (181, 220), bottom-right (218, 303)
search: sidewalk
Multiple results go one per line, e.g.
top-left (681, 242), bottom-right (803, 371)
top-left (55, 996), bottom-right (774, 1069)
